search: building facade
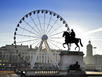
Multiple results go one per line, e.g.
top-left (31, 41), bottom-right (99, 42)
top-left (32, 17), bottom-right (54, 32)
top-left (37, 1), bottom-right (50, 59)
top-left (0, 45), bottom-right (60, 70)
top-left (84, 41), bottom-right (102, 71)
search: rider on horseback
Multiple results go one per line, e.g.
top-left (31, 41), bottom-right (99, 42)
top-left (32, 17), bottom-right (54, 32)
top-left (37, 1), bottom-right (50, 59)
top-left (70, 29), bottom-right (76, 42)
top-left (63, 29), bottom-right (76, 43)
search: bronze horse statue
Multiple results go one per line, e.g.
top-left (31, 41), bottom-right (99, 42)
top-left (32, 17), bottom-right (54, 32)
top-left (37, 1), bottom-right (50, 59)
top-left (63, 31), bottom-right (83, 51)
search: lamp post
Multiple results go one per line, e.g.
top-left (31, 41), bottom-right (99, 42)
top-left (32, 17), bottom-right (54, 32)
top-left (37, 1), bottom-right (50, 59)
top-left (93, 47), bottom-right (97, 55)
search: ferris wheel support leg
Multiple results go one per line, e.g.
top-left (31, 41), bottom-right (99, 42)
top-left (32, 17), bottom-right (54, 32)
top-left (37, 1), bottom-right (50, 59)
top-left (44, 40), bottom-right (59, 69)
top-left (30, 41), bottom-right (43, 69)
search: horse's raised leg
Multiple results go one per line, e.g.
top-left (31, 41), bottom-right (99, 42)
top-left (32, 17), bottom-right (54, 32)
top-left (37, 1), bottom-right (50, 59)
top-left (75, 46), bottom-right (77, 50)
top-left (63, 43), bottom-right (66, 48)
top-left (75, 43), bottom-right (80, 51)
top-left (79, 39), bottom-right (83, 47)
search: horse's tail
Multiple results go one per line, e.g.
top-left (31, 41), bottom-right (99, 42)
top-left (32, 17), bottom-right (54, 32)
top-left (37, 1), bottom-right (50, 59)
top-left (79, 39), bottom-right (83, 47)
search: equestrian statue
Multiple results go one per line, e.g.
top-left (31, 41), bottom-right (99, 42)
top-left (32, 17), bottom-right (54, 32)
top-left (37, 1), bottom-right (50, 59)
top-left (63, 29), bottom-right (83, 51)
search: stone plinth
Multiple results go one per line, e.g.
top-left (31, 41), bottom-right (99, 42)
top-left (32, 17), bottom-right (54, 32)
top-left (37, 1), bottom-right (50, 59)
top-left (59, 51), bottom-right (85, 75)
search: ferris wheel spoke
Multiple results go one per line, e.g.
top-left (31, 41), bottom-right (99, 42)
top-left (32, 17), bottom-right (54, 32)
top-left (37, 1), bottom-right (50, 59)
top-left (31, 41), bottom-right (40, 48)
top-left (43, 13), bottom-right (46, 33)
top-left (48, 25), bottom-right (63, 35)
top-left (30, 40), bottom-right (40, 45)
top-left (30, 16), bottom-right (41, 34)
top-left (47, 18), bottom-right (58, 34)
top-left (35, 41), bottom-right (40, 47)
top-left (49, 31), bottom-right (63, 37)
top-left (16, 38), bottom-right (39, 43)
top-left (49, 37), bottom-right (63, 39)
top-left (19, 26), bottom-right (39, 37)
top-left (37, 14), bottom-right (43, 33)
top-left (48, 39), bottom-right (62, 44)
top-left (23, 20), bottom-right (40, 35)
top-left (45, 14), bottom-right (52, 33)
top-left (48, 40), bottom-right (61, 49)
top-left (16, 34), bottom-right (40, 39)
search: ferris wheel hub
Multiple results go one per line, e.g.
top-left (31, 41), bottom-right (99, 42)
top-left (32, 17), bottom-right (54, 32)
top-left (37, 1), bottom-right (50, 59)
top-left (42, 34), bottom-right (48, 40)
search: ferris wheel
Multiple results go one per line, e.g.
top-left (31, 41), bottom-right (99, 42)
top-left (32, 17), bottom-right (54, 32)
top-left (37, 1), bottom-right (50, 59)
top-left (14, 10), bottom-right (69, 69)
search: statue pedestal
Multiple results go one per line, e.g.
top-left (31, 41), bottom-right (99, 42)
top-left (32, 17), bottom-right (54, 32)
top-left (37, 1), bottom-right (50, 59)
top-left (59, 51), bottom-right (85, 75)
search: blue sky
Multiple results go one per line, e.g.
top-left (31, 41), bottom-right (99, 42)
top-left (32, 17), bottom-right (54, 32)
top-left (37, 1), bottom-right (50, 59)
top-left (0, 0), bottom-right (102, 54)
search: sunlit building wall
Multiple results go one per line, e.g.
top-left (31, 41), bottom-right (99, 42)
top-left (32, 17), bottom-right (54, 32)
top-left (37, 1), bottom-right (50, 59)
top-left (0, 45), bottom-right (60, 68)
top-left (84, 41), bottom-right (102, 71)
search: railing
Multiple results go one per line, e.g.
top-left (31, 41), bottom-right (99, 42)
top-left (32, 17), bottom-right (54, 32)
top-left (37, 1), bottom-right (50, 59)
top-left (85, 64), bottom-right (102, 72)
top-left (0, 66), bottom-right (59, 71)
top-left (0, 66), bottom-right (17, 71)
